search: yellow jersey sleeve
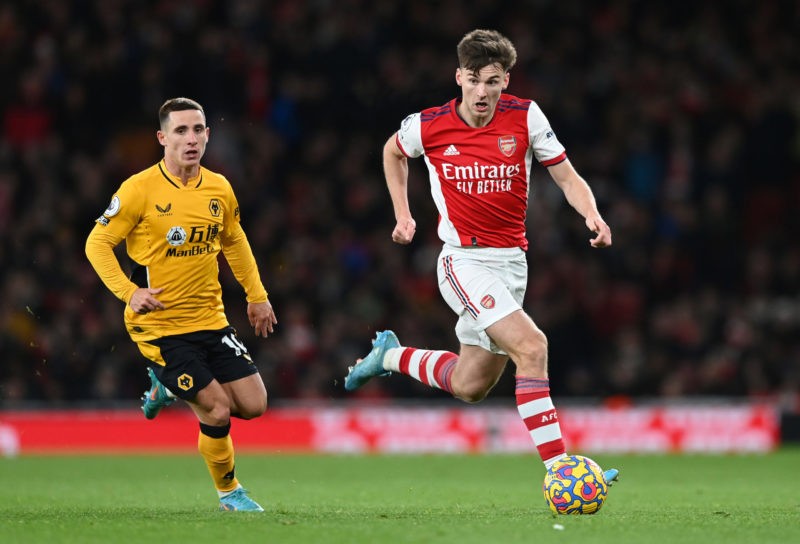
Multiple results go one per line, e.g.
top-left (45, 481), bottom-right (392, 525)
top-left (219, 179), bottom-right (268, 303)
top-left (85, 179), bottom-right (145, 303)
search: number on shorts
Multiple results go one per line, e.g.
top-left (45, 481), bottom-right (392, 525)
top-left (221, 333), bottom-right (248, 357)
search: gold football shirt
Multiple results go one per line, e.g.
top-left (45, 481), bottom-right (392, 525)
top-left (85, 160), bottom-right (267, 342)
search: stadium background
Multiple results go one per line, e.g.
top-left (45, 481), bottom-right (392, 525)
top-left (0, 0), bottom-right (798, 441)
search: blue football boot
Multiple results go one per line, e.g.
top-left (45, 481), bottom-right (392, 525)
top-left (603, 468), bottom-right (620, 486)
top-left (219, 488), bottom-right (264, 512)
top-left (344, 330), bottom-right (399, 391)
top-left (141, 367), bottom-right (176, 419)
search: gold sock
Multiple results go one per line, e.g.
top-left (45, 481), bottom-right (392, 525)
top-left (198, 422), bottom-right (239, 493)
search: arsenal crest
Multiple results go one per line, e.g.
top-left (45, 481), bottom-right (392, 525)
top-left (480, 295), bottom-right (496, 309)
top-left (498, 135), bottom-right (517, 157)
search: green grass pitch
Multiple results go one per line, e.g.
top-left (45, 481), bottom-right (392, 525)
top-left (1, 450), bottom-right (798, 544)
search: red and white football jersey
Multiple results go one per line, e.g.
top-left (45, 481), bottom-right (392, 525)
top-left (396, 94), bottom-right (566, 250)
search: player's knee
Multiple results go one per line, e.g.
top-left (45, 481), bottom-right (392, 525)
top-left (514, 329), bottom-right (548, 375)
top-left (237, 394), bottom-right (268, 420)
top-left (453, 384), bottom-right (491, 403)
top-left (204, 404), bottom-right (232, 426)
top-left (459, 391), bottom-right (489, 403)
top-left (530, 327), bottom-right (548, 354)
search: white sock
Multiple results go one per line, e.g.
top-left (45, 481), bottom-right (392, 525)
top-left (383, 348), bottom-right (403, 371)
top-left (544, 453), bottom-right (567, 470)
top-left (218, 484), bottom-right (242, 498)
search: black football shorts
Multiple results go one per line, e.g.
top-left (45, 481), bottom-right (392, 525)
top-left (136, 326), bottom-right (258, 400)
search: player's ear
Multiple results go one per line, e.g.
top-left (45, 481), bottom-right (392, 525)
top-left (455, 68), bottom-right (463, 87)
top-left (156, 130), bottom-right (166, 146)
top-left (503, 72), bottom-right (510, 90)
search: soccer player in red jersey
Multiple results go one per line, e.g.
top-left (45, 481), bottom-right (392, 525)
top-left (345, 29), bottom-right (618, 485)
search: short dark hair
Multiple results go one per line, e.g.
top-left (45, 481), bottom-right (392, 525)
top-left (158, 97), bottom-right (205, 129)
top-left (457, 29), bottom-right (517, 73)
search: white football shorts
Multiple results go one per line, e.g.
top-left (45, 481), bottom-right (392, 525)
top-left (436, 244), bottom-right (527, 354)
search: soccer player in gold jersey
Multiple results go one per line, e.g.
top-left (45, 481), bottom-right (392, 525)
top-left (85, 97), bottom-right (277, 512)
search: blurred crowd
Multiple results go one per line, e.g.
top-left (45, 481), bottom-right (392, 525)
top-left (1, 0), bottom-right (799, 409)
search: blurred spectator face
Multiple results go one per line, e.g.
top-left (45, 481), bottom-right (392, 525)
top-left (455, 63), bottom-right (509, 125)
top-left (157, 109), bottom-right (209, 171)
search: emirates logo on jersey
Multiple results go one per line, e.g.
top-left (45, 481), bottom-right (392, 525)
top-left (480, 295), bottom-right (496, 309)
top-left (498, 135), bottom-right (517, 157)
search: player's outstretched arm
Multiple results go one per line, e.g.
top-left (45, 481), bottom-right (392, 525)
top-left (547, 159), bottom-right (612, 248)
top-left (221, 222), bottom-right (277, 329)
top-left (85, 225), bottom-right (141, 303)
top-left (383, 133), bottom-right (416, 245)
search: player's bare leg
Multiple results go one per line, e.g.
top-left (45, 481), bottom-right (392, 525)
top-left (489, 311), bottom-right (620, 479)
top-left (189, 378), bottom-right (266, 512)
top-left (221, 373), bottom-right (268, 419)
